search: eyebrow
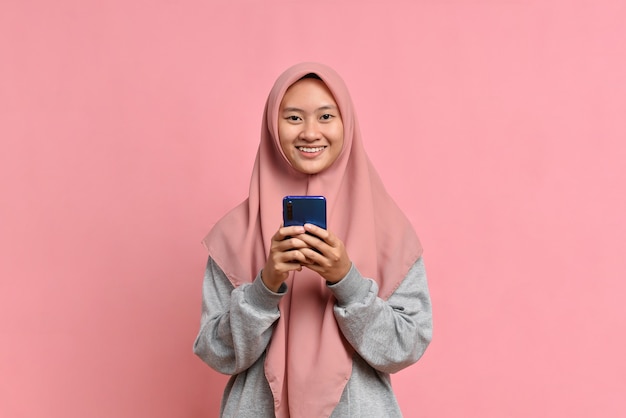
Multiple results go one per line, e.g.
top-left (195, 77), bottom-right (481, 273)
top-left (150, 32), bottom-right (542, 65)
top-left (281, 105), bottom-right (338, 113)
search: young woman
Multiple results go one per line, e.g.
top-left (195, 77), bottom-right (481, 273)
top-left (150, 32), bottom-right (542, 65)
top-left (194, 62), bottom-right (432, 418)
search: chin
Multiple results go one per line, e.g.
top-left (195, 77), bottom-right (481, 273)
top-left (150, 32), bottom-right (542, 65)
top-left (294, 165), bottom-right (324, 175)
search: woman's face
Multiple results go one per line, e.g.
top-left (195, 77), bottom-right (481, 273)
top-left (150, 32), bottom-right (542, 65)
top-left (278, 77), bottom-right (344, 174)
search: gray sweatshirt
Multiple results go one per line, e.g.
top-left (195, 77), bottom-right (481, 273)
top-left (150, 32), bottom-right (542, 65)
top-left (193, 257), bottom-right (432, 417)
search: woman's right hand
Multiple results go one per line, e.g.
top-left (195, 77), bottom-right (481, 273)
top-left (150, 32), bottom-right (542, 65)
top-left (262, 225), bottom-right (309, 292)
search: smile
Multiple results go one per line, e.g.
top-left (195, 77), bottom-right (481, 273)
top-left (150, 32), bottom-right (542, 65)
top-left (297, 146), bottom-right (326, 153)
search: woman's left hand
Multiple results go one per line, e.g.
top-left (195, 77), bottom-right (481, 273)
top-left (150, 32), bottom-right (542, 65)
top-left (295, 223), bottom-right (352, 284)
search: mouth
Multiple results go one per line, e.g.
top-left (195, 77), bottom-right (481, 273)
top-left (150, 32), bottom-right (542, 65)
top-left (296, 146), bottom-right (326, 153)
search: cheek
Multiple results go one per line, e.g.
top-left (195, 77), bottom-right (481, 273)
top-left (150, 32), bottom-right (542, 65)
top-left (277, 125), bottom-right (291, 150)
top-left (333, 125), bottom-right (345, 148)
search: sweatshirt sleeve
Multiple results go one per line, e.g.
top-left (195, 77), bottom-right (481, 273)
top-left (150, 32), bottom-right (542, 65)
top-left (329, 257), bottom-right (433, 374)
top-left (193, 257), bottom-right (285, 375)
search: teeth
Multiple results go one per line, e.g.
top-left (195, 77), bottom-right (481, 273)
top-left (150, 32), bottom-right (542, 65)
top-left (298, 146), bottom-right (325, 153)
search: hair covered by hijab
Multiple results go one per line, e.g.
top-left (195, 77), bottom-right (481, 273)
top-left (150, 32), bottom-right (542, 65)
top-left (202, 62), bottom-right (423, 417)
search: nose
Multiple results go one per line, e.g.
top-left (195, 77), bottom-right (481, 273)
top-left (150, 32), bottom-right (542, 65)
top-left (299, 119), bottom-right (322, 142)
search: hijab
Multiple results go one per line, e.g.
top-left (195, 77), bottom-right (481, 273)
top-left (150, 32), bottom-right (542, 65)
top-left (202, 62), bottom-right (423, 417)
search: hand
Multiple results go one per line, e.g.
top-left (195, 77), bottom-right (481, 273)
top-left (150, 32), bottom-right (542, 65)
top-left (295, 223), bottom-right (352, 284)
top-left (262, 225), bottom-right (310, 292)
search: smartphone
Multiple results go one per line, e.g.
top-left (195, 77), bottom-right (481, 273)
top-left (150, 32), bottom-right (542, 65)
top-left (282, 195), bottom-right (327, 230)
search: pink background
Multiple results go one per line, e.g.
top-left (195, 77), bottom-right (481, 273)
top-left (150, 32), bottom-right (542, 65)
top-left (2, 0), bottom-right (625, 416)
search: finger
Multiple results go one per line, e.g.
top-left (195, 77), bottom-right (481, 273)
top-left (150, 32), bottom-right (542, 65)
top-left (295, 233), bottom-right (328, 256)
top-left (273, 225), bottom-right (306, 242)
top-left (299, 247), bottom-right (324, 266)
top-left (303, 224), bottom-right (342, 250)
top-left (282, 225), bottom-right (306, 236)
top-left (303, 223), bottom-right (328, 240)
top-left (277, 237), bottom-right (309, 254)
top-left (281, 249), bottom-right (308, 266)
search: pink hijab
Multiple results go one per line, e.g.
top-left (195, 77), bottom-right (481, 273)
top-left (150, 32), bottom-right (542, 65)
top-left (203, 62), bottom-right (423, 417)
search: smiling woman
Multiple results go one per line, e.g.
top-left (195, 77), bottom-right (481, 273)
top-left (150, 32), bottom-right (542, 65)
top-left (278, 75), bottom-right (344, 175)
top-left (193, 62), bottom-right (432, 418)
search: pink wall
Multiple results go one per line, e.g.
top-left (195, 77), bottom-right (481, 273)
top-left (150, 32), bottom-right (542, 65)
top-left (2, 0), bottom-right (625, 416)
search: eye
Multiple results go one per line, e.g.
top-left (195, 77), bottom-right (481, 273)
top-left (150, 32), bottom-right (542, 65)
top-left (320, 114), bottom-right (333, 121)
top-left (285, 115), bottom-right (302, 122)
